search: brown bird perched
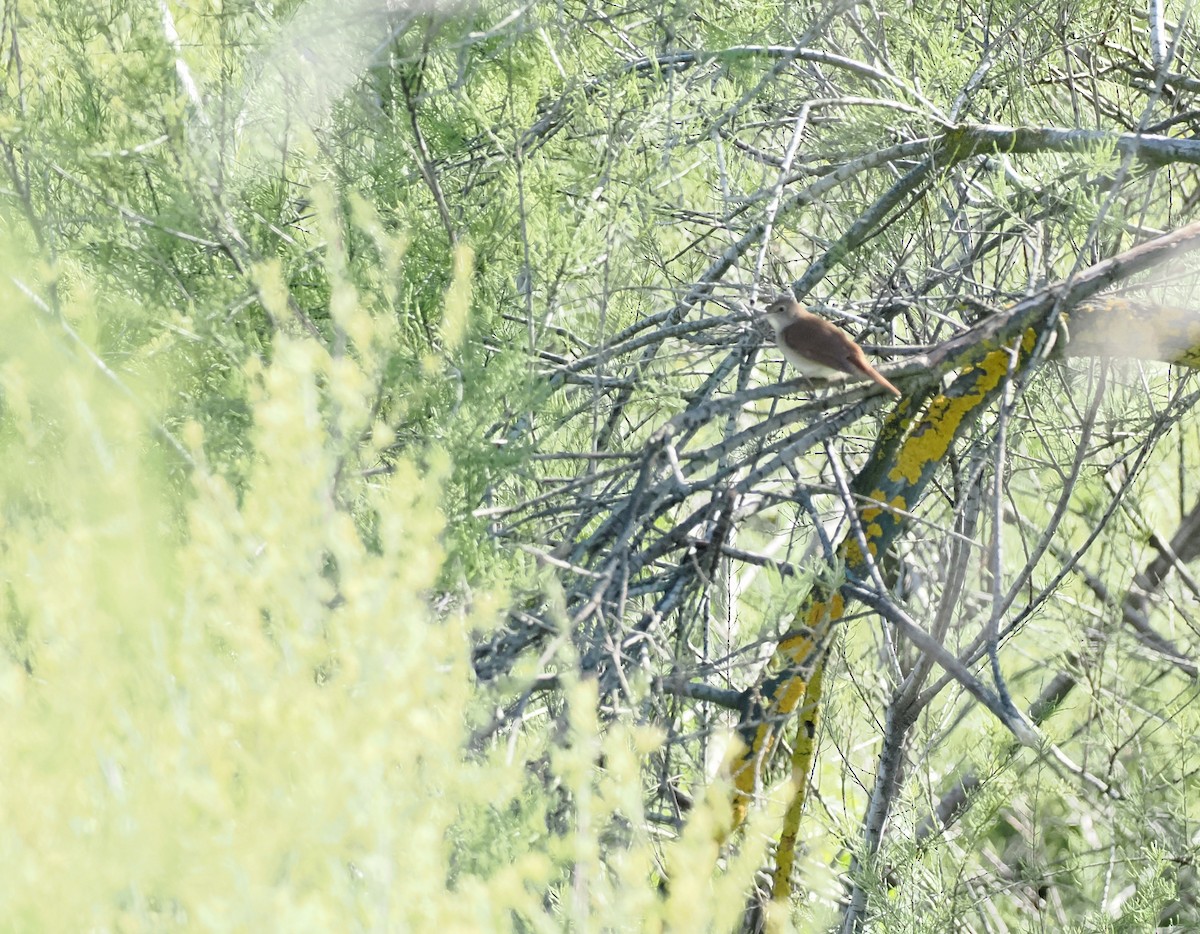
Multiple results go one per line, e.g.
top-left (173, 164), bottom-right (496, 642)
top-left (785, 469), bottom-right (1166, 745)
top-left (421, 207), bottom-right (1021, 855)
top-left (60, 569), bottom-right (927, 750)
top-left (760, 294), bottom-right (901, 396)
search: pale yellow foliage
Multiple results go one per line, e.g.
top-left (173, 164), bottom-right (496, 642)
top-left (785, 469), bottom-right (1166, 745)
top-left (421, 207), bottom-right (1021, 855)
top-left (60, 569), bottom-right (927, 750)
top-left (0, 255), bottom-right (758, 931)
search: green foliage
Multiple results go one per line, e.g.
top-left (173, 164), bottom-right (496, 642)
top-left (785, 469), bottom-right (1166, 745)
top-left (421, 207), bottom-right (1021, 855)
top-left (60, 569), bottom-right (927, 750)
top-left (0, 237), bottom-right (763, 929)
top-left (7, 0), bottom-right (1200, 929)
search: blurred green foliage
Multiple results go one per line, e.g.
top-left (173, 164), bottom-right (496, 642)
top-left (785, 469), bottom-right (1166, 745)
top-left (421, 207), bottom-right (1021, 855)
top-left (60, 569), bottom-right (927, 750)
top-left (5, 0), bottom-right (1200, 929)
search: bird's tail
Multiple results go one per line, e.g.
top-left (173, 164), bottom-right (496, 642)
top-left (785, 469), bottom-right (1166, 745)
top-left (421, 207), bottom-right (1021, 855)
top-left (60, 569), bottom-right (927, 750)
top-left (855, 361), bottom-right (901, 397)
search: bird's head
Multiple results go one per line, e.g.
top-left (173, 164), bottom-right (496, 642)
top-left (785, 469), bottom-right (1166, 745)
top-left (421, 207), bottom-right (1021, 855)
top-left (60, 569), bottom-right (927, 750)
top-left (759, 293), bottom-right (803, 333)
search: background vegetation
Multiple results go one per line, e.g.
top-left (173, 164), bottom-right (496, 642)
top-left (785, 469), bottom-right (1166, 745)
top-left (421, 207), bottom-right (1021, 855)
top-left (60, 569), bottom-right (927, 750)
top-left (5, 0), bottom-right (1200, 930)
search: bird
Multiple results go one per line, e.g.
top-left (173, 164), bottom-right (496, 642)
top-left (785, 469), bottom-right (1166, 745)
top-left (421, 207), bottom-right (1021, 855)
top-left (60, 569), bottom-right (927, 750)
top-left (759, 294), bottom-right (901, 396)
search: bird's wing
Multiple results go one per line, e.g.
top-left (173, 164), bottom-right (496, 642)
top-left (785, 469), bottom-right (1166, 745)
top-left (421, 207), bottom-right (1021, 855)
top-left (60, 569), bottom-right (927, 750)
top-left (779, 317), bottom-right (858, 374)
